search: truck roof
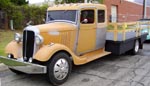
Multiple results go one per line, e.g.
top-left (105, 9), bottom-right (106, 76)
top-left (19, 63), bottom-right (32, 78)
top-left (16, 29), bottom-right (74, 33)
top-left (47, 3), bottom-right (106, 11)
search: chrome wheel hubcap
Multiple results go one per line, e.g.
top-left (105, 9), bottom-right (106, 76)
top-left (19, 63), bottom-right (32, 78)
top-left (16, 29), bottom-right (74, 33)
top-left (54, 58), bottom-right (69, 80)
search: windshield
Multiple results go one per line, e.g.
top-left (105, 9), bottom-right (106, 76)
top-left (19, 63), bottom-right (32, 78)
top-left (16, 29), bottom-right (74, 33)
top-left (46, 10), bottom-right (77, 23)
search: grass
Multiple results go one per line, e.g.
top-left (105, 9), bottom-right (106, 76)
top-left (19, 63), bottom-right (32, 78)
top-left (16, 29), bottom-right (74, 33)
top-left (0, 30), bottom-right (21, 56)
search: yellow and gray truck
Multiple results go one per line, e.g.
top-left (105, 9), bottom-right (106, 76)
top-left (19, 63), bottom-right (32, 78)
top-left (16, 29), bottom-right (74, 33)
top-left (0, 3), bottom-right (147, 85)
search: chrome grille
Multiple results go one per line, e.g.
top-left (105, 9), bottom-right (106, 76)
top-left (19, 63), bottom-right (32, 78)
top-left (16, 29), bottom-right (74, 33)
top-left (23, 30), bottom-right (35, 62)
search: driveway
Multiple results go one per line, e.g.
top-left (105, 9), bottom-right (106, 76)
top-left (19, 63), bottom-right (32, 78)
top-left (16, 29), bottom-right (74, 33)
top-left (1, 43), bottom-right (150, 86)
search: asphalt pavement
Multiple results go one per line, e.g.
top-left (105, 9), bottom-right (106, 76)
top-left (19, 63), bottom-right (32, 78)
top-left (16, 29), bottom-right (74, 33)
top-left (1, 43), bottom-right (150, 86)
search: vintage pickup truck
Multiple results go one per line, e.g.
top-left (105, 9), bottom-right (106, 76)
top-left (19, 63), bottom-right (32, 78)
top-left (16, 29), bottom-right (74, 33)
top-left (0, 3), bottom-right (147, 85)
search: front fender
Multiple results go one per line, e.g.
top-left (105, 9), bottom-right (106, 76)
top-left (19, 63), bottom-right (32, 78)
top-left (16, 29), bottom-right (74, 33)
top-left (34, 44), bottom-right (75, 62)
top-left (5, 41), bottom-right (22, 58)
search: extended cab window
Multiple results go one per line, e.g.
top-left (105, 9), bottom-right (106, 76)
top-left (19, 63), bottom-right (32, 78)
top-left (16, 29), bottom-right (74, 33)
top-left (80, 10), bottom-right (94, 24)
top-left (98, 10), bottom-right (105, 23)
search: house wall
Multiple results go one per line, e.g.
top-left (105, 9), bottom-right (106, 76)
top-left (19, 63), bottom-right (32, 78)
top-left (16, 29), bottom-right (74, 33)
top-left (104, 0), bottom-right (150, 22)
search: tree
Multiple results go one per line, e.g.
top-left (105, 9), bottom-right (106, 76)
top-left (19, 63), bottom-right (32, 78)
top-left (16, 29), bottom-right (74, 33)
top-left (0, 0), bottom-right (11, 9)
top-left (10, 0), bottom-right (28, 6)
top-left (0, 0), bottom-right (28, 9)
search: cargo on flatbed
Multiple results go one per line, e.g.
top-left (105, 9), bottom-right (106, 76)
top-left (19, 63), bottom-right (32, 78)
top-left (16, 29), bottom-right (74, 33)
top-left (106, 22), bottom-right (148, 55)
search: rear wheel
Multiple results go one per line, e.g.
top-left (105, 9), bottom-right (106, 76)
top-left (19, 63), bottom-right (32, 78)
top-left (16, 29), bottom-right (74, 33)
top-left (131, 40), bottom-right (140, 55)
top-left (46, 52), bottom-right (72, 85)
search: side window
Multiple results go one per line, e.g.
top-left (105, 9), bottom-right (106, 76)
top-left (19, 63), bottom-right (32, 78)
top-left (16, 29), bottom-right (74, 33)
top-left (98, 10), bottom-right (105, 23)
top-left (80, 10), bottom-right (94, 24)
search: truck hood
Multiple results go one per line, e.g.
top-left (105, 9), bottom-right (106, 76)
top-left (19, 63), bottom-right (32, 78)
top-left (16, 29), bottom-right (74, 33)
top-left (24, 22), bottom-right (77, 51)
top-left (35, 22), bottom-right (77, 33)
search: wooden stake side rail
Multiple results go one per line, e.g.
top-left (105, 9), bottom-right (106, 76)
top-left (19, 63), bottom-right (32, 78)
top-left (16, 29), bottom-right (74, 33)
top-left (107, 21), bottom-right (150, 41)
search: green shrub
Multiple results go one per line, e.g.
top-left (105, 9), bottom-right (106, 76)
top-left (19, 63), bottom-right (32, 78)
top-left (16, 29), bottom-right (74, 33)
top-left (1, 3), bottom-right (48, 30)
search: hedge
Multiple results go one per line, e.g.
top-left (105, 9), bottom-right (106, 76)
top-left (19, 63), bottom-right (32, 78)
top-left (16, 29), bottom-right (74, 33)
top-left (1, 0), bottom-right (104, 29)
top-left (1, 4), bottom-right (48, 29)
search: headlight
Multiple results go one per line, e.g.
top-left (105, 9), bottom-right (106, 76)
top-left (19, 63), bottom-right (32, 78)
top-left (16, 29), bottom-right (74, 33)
top-left (14, 33), bottom-right (22, 43)
top-left (35, 35), bottom-right (43, 45)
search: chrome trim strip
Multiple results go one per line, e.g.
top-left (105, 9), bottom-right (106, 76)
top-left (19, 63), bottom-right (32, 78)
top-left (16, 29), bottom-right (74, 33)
top-left (74, 10), bottom-right (80, 54)
top-left (0, 56), bottom-right (46, 74)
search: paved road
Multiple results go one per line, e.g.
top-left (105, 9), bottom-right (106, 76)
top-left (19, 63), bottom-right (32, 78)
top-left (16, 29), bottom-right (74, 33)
top-left (1, 44), bottom-right (150, 86)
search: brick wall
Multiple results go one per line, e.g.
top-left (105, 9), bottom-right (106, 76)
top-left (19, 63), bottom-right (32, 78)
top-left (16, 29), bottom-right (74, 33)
top-left (104, 0), bottom-right (150, 22)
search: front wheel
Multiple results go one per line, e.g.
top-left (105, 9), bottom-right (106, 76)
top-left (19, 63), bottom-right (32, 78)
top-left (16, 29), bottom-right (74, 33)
top-left (46, 52), bottom-right (72, 85)
top-left (131, 40), bottom-right (140, 55)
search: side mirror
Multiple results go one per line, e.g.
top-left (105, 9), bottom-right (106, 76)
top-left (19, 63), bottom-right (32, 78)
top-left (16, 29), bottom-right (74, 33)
top-left (82, 19), bottom-right (88, 23)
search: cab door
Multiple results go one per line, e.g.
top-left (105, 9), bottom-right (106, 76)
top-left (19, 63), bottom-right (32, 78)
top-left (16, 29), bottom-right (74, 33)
top-left (76, 9), bottom-right (96, 54)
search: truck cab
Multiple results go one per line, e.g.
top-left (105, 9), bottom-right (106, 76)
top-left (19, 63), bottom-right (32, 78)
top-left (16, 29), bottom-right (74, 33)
top-left (44, 3), bottom-right (108, 55)
top-left (0, 3), bottom-right (147, 85)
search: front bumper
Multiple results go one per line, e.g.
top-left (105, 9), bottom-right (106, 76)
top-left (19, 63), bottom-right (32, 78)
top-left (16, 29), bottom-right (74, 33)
top-left (0, 56), bottom-right (47, 74)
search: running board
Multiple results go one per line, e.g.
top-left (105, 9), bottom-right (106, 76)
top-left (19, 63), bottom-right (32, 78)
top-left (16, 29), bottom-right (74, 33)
top-left (80, 49), bottom-right (111, 64)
